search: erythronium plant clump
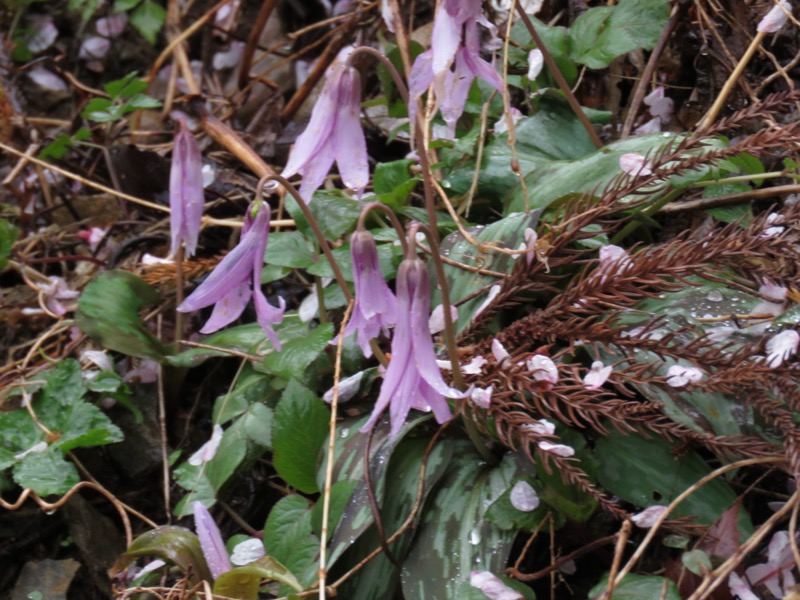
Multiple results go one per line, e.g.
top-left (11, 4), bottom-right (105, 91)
top-left (7, 1), bottom-right (800, 599)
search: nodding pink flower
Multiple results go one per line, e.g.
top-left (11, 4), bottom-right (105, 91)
top-left (408, 9), bottom-right (502, 137)
top-left (282, 47), bottom-right (368, 201)
top-left (178, 201), bottom-right (285, 349)
top-left (361, 256), bottom-right (469, 438)
top-left (193, 501), bottom-right (232, 580)
top-left (170, 113), bottom-right (204, 257)
top-left (341, 230), bottom-right (397, 357)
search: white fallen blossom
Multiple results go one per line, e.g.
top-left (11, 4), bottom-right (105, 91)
top-left (526, 355), bottom-right (558, 389)
top-left (510, 481), bottom-right (539, 512)
top-left (665, 365), bottom-right (704, 387)
top-left (323, 371), bottom-right (365, 404)
top-left (230, 538), bottom-right (266, 566)
top-left (583, 361), bottom-right (612, 390)
top-left (619, 153), bottom-right (653, 177)
top-left (765, 330), bottom-right (800, 368)
top-left (97, 13), bottom-right (128, 37)
top-left (469, 571), bottom-right (524, 600)
top-left (527, 49), bottom-right (544, 80)
top-left (429, 304), bottom-right (458, 334)
top-left (470, 386), bottom-right (493, 409)
top-left (522, 419), bottom-right (555, 436)
top-left (537, 441), bottom-right (575, 457)
top-left (631, 505), bottom-right (668, 528)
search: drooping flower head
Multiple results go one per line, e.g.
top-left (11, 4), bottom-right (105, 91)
top-left (178, 201), bottom-right (285, 349)
top-left (282, 46), bottom-right (368, 201)
top-left (341, 229), bottom-right (397, 357)
top-left (169, 113), bottom-right (205, 257)
top-left (408, 2), bottom-right (502, 137)
top-left (361, 254), bottom-right (469, 438)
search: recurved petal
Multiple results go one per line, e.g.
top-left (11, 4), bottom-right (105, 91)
top-left (404, 259), bottom-right (468, 399)
top-left (253, 287), bottom-right (285, 350)
top-left (178, 236), bottom-right (254, 312)
top-left (332, 68), bottom-right (369, 195)
top-left (199, 283), bottom-right (251, 334)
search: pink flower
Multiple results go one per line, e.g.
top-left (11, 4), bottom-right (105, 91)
top-left (408, 6), bottom-right (502, 137)
top-left (341, 230), bottom-right (397, 357)
top-left (178, 201), bottom-right (284, 348)
top-left (169, 113), bottom-right (204, 257)
top-left (193, 502), bottom-right (232, 580)
top-left (765, 330), bottom-right (800, 368)
top-left (643, 86), bottom-right (673, 122)
top-left (361, 255), bottom-right (469, 438)
top-left (282, 47), bottom-right (368, 200)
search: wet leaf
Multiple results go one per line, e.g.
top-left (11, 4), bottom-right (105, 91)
top-left (13, 448), bottom-right (80, 496)
top-left (213, 557), bottom-right (304, 599)
top-left (263, 495), bottom-right (318, 591)
top-left (114, 526), bottom-right (211, 583)
top-left (589, 573), bottom-right (681, 599)
top-left (262, 323), bottom-right (334, 380)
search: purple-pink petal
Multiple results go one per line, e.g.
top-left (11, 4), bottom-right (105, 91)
top-left (169, 115), bottom-right (204, 257)
top-left (193, 501), bottom-right (232, 580)
top-left (332, 68), bottom-right (369, 195)
top-left (199, 283), bottom-right (251, 333)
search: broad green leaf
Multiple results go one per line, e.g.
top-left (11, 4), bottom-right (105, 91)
top-left (103, 71), bottom-right (146, 99)
top-left (41, 359), bottom-right (84, 408)
top-left (125, 93), bottom-right (162, 110)
top-left (173, 461), bottom-right (216, 517)
top-left (0, 218), bottom-right (19, 271)
top-left (373, 159), bottom-right (415, 194)
top-left (595, 430), bottom-right (753, 532)
top-left (112, 0), bottom-right (140, 12)
top-left (306, 240), bottom-right (399, 281)
top-left (401, 450), bottom-right (535, 599)
top-left (568, 0), bottom-right (670, 69)
top-left (589, 573), bottom-right (681, 599)
top-left (205, 424), bottom-right (247, 492)
top-left (213, 366), bottom-right (272, 425)
top-left (115, 526), bottom-right (212, 583)
top-left (76, 270), bottom-right (167, 361)
top-left (130, 0), bottom-right (165, 44)
top-left (439, 212), bottom-right (540, 335)
top-left (263, 495), bottom-right (318, 590)
top-left (443, 98), bottom-right (597, 200)
top-left (13, 448), bottom-right (80, 496)
top-left (168, 319), bottom-right (307, 368)
top-left (506, 133), bottom-right (727, 214)
top-left (272, 381), bottom-right (330, 493)
top-left (213, 557), bottom-right (303, 599)
top-left (309, 480), bottom-right (359, 537)
top-left (262, 323), bottom-right (334, 380)
top-left (264, 231), bottom-right (316, 269)
top-left (334, 437), bottom-right (453, 600)
top-left (682, 549), bottom-right (712, 575)
top-left (288, 192), bottom-right (361, 241)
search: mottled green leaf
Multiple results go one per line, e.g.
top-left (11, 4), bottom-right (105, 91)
top-left (439, 212), bottom-right (540, 335)
top-left (213, 557), bottom-right (303, 599)
top-left (401, 450), bottom-right (535, 599)
top-left (130, 0), bottom-right (165, 44)
top-left (76, 270), bottom-right (167, 360)
top-left (595, 430), bottom-right (753, 532)
top-left (116, 526), bottom-right (211, 583)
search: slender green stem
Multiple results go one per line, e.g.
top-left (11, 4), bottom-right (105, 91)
top-left (610, 187), bottom-right (684, 245)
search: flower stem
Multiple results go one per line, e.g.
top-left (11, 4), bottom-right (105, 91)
top-left (358, 202), bottom-right (409, 254)
top-left (513, 0), bottom-right (603, 149)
